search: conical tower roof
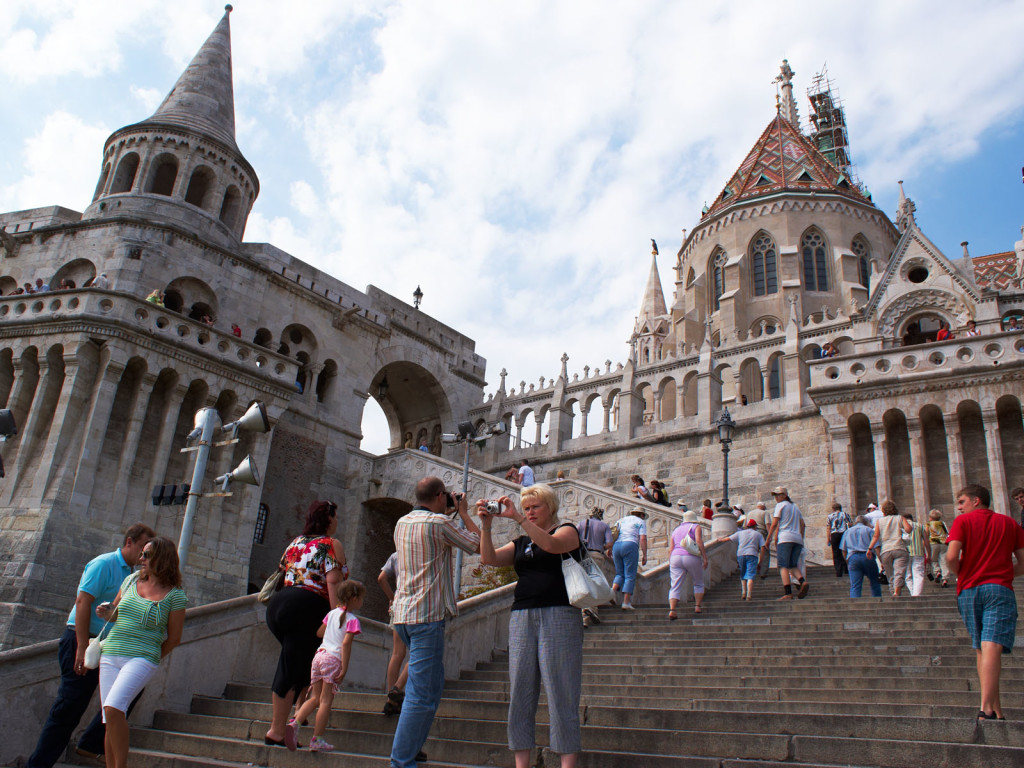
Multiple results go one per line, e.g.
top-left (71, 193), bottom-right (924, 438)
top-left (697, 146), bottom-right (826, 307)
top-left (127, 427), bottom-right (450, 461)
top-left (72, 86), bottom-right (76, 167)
top-left (703, 113), bottom-right (867, 220)
top-left (634, 252), bottom-right (667, 333)
top-left (140, 6), bottom-right (238, 151)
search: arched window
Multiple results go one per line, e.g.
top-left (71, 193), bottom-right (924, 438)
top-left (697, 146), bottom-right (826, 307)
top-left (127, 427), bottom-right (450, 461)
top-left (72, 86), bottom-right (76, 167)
top-left (750, 231), bottom-right (778, 296)
top-left (110, 153), bottom-right (140, 194)
top-left (93, 164), bottom-right (111, 201)
top-left (852, 235), bottom-right (870, 289)
top-left (146, 153), bottom-right (179, 196)
top-left (184, 166), bottom-right (216, 210)
top-left (801, 228), bottom-right (829, 292)
top-left (710, 248), bottom-right (727, 311)
top-left (220, 185), bottom-right (241, 228)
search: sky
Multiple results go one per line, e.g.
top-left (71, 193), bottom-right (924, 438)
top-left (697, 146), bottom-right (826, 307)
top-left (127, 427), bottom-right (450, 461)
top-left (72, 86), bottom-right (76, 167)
top-left (3, 1), bottom-right (1024, 455)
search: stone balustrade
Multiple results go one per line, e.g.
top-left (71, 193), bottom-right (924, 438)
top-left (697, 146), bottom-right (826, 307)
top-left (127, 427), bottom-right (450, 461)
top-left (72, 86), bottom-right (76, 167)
top-left (807, 330), bottom-right (1024, 390)
top-left (0, 288), bottom-right (299, 386)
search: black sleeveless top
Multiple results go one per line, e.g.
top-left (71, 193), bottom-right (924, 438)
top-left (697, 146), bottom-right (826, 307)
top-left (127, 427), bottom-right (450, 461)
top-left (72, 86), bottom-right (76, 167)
top-left (511, 523), bottom-right (581, 611)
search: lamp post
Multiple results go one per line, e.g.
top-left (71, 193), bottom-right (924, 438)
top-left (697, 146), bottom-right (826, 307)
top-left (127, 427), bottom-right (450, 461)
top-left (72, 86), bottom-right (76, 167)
top-left (413, 285), bottom-right (423, 310)
top-left (716, 408), bottom-right (735, 508)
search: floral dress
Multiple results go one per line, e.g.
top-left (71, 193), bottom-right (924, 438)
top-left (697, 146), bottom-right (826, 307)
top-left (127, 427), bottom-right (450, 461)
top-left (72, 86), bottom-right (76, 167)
top-left (281, 535), bottom-right (344, 600)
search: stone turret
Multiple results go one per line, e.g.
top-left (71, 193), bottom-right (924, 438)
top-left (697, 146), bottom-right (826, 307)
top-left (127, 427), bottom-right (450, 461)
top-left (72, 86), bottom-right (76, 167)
top-left (631, 246), bottom-right (669, 365)
top-left (82, 6), bottom-right (258, 247)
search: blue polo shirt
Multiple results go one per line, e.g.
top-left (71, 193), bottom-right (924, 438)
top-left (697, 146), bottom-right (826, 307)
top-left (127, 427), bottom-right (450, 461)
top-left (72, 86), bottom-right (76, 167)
top-left (67, 549), bottom-right (133, 636)
top-left (839, 523), bottom-right (876, 557)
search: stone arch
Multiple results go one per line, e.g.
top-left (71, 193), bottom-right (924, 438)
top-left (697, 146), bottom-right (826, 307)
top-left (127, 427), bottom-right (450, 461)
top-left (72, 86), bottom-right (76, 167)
top-left (51, 258), bottom-right (96, 291)
top-left (537, 404), bottom-right (552, 445)
top-left (831, 335), bottom-right (855, 356)
top-left (565, 397), bottom-right (582, 439)
top-left (920, 404), bottom-right (952, 513)
top-left (93, 163), bottom-right (111, 201)
top-left (681, 371), bottom-right (698, 417)
top-left (851, 234), bottom-right (871, 289)
top-left (605, 387), bottom-right (621, 432)
top-left (184, 165), bottom-right (217, 210)
top-left (956, 400), bottom-right (990, 491)
top-left (882, 408), bottom-right (912, 513)
top-left (996, 395), bottom-right (1024, 496)
top-left (1000, 310), bottom-right (1023, 330)
top-left (685, 267), bottom-right (696, 288)
top-left (253, 327), bottom-right (272, 348)
top-left (800, 343), bottom-right (823, 361)
top-left (315, 359), bottom-right (338, 403)
top-left (145, 153), bottom-right (179, 196)
top-left (163, 276), bottom-right (219, 321)
top-left (636, 382), bottom-right (655, 425)
top-left (657, 376), bottom-right (677, 421)
top-left (714, 362), bottom-right (735, 407)
top-left (709, 247), bottom-right (727, 313)
top-left (879, 289), bottom-right (969, 341)
top-left (766, 352), bottom-right (784, 399)
top-left (0, 276), bottom-right (17, 295)
top-left (110, 152), bottom-right (140, 194)
top-left (280, 323), bottom-right (318, 362)
top-left (738, 357), bottom-right (763, 403)
top-left (367, 360), bottom-right (454, 452)
top-left (848, 413), bottom-right (876, 513)
top-left (748, 316), bottom-right (781, 339)
top-left (220, 185), bottom-right (242, 229)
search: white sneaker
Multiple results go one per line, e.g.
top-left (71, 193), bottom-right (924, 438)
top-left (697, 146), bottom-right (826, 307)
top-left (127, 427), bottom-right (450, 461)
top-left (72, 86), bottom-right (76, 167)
top-left (308, 736), bottom-right (334, 752)
top-left (621, 603), bottom-right (636, 611)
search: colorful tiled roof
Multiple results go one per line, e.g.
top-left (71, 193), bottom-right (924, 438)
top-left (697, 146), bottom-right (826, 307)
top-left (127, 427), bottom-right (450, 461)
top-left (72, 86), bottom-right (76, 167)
top-left (973, 251), bottom-right (1018, 289)
top-left (704, 114), bottom-right (868, 219)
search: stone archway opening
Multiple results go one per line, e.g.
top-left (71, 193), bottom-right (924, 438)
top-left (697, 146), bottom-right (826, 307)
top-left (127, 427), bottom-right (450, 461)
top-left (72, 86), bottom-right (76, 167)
top-left (359, 496), bottom-right (414, 621)
top-left (363, 361), bottom-right (454, 455)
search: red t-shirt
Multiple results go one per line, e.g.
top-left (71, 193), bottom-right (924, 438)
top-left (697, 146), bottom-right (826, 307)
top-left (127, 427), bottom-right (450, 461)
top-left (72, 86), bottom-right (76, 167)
top-left (946, 509), bottom-right (1024, 593)
top-left (702, 507), bottom-right (713, 521)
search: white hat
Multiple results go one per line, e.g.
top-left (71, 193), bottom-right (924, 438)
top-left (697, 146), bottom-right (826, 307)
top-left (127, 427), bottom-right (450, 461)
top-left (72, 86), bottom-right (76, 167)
top-left (867, 503), bottom-right (878, 510)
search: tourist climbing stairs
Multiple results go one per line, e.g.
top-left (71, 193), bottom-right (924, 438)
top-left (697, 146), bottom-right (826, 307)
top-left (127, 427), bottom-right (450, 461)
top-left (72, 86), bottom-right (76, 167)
top-left (117, 566), bottom-right (1024, 767)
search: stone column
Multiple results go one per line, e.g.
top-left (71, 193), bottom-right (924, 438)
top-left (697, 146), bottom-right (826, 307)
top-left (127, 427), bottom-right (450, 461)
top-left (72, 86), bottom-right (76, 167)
top-left (602, 399), bottom-right (612, 433)
top-left (905, 418), bottom-right (929, 520)
top-left (981, 409), bottom-right (1010, 515)
top-left (68, 358), bottom-right (127, 513)
top-left (579, 407), bottom-right (589, 437)
top-left (111, 371), bottom-right (159, 508)
top-left (870, 422), bottom-right (891, 503)
top-left (652, 391), bottom-right (663, 422)
top-left (760, 366), bottom-right (770, 402)
top-left (944, 413), bottom-right (966, 497)
top-left (534, 414), bottom-right (543, 446)
top-left (829, 426), bottom-right (854, 512)
top-left (514, 418), bottom-right (523, 449)
top-left (5, 357), bottom-right (54, 494)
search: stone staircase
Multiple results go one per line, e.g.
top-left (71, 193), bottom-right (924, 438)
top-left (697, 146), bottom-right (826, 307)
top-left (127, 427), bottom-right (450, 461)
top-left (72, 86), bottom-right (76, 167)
top-left (120, 566), bottom-right (1024, 767)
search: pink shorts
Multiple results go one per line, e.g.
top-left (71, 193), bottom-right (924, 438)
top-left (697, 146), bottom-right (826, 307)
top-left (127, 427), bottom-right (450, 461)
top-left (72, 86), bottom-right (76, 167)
top-left (310, 649), bottom-right (344, 692)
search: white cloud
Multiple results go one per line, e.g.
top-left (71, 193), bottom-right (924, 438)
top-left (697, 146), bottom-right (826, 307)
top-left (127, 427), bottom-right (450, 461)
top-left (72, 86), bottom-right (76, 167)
top-left (0, 111), bottom-right (109, 212)
top-left (130, 86), bottom-right (163, 112)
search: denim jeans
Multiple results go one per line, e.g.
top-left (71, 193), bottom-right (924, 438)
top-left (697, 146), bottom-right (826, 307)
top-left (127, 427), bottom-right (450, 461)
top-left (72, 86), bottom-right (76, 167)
top-left (27, 627), bottom-right (107, 768)
top-left (847, 552), bottom-right (881, 598)
top-left (390, 620), bottom-right (446, 768)
top-left (612, 540), bottom-right (640, 595)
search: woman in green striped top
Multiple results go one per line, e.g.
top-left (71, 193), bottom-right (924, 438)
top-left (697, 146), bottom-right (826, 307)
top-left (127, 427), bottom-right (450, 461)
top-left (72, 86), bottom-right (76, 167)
top-left (97, 536), bottom-right (187, 768)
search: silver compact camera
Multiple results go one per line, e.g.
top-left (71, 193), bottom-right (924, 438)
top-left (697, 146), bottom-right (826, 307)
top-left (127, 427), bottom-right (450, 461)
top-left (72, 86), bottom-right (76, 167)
top-left (483, 500), bottom-right (501, 516)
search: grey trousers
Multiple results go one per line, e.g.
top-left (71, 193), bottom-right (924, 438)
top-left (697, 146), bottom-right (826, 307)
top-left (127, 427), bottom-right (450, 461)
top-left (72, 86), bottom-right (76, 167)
top-left (507, 606), bottom-right (583, 755)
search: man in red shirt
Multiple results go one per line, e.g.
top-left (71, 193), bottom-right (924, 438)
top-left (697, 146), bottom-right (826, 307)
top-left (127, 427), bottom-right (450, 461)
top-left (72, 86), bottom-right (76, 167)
top-left (946, 484), bottom-right (1024, 721)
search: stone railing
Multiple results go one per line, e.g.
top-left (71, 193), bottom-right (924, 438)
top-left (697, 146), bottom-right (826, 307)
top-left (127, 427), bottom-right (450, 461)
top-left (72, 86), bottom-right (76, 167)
top-left (0, 288), bottom-right (299, 387)
top-left (807, 330), bottom-right (1024, 390)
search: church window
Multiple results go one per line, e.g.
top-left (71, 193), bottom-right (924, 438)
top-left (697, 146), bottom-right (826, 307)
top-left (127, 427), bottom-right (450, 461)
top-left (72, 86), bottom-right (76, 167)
top-left (801, 228), bottom-right (829, 292)
top-left (146, 154), bottom-right (179, 196)
top-left (768, 356), bottom-right (782, 399)
top-left (185, 166), bottom-right (216, 210)
top-left (750, 231), bottom-right (778, 296)
top-left (852, 236), bottom-right (870, 289)
top-left (253, 504), bottom-right (268, 545)
top-left (710, 249), bottom-right (727, 312)
top-left (686, 267), bottom-right (695, 288)
top-left (110, 153), bottom-right (140, 194)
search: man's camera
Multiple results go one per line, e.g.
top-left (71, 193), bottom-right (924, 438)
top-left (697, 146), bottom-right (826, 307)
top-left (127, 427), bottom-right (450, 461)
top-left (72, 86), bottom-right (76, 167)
top-left (445, 491), bottom-right (464, 509)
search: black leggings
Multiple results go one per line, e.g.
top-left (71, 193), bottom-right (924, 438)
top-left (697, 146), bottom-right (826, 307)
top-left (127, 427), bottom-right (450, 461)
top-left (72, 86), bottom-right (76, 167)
top-left (266, 586), bottom-right (329, 698)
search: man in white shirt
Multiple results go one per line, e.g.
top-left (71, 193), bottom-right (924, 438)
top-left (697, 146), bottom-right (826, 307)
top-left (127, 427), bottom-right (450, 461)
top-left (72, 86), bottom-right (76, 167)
top-left (517, 459), bottom-right (535, 487)
top-left (765, 486), bottom-right (809, 600)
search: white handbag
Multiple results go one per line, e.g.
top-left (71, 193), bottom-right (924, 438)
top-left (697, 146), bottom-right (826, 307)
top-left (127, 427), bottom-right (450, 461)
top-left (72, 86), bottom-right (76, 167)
top-left (681, 524), bottom-right (701, 556)
top-left (562, 547), bottom-right (614, 609)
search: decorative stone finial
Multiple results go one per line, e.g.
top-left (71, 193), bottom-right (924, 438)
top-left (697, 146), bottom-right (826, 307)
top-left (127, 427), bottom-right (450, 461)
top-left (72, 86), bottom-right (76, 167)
top-left (225, 4), bottom-right (233, 12)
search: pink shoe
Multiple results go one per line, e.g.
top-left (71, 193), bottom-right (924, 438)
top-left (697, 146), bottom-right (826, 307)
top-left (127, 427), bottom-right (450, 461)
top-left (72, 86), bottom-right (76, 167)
top-left (308, 736), bottom-right (334, 752)
top-left (284, 720), bottom-right (297, 752)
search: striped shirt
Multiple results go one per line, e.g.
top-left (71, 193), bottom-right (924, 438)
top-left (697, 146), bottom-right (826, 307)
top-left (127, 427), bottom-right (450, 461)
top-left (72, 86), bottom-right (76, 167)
top-left (102, 574), bottom-right (188, 665)
top-left (391, 508), bottom-right (479, 625)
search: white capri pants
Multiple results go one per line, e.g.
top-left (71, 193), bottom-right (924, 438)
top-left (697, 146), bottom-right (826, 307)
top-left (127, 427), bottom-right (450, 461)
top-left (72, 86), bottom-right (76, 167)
top-left (100, 655), bottom-right (159, 721)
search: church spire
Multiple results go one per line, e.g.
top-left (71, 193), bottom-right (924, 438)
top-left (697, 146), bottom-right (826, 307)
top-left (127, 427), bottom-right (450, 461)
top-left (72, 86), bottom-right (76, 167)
top-left (143, 5), bottom-right (238, 150)
top-left (636, 247), bottom-right (667, 329)
top-left (774, 59), bottom-right (800, 129)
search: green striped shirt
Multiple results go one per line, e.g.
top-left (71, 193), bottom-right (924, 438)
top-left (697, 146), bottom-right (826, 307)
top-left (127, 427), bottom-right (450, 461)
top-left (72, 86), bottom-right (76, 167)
top-left (102, 574), bottom-right (187, 665)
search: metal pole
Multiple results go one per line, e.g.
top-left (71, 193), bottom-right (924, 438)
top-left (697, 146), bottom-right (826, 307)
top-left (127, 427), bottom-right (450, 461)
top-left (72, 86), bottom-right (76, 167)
top-left (453, 438), bottom-right (471, 598)
top-left (177, 407), bottom-right (219, 569)
top-left (721, 442), bottom-right (731, 509)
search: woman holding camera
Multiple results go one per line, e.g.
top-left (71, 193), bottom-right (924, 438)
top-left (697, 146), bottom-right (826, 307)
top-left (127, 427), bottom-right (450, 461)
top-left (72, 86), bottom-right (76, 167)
top-left (477, 484), bottom-right (584, 768)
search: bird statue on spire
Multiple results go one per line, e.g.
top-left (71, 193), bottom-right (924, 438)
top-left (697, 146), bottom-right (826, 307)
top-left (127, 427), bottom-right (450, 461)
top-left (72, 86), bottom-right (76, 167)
top-left (651, 239), bottom-right (658, 256)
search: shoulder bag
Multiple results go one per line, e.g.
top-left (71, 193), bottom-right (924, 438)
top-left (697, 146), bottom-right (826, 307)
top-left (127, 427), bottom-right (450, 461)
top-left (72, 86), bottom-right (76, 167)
top-left (83, 572), bottom-right (138, 668)
top-left (681, 524), bottom-right (701, 556)
top-left (561, 526), bottom-right (614, 608)
top-left (257, 549), bottom-right (289, 605)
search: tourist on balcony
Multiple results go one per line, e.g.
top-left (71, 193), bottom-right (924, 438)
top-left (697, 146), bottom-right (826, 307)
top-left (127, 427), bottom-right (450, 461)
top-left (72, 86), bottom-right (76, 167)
top-left (964, 319), bottom-right (981, 337)
top-left (98, 536), bottom-right (187, 768)
top-left (946, 483), bottom-right (1024, 721)
top-left (264, 500), bottom-right (348, 748)
top-left (611, 507), bottom-right (647, 610)
top-left (900, 510), bottom-right (931, 596)
top-left (629, 474), bottom-right (649, 502)
top-left (766, 487), bottom-right (809, 600)
top-left (35, 277), bottom-right (50, 292)
top-left (93, 273), bottom-right (111, 290)
top-left (505, 465), bottom-right (520, 483)
top-left (477, 484), bottom-right (583, 768)
top-left (936, 321), bottom-right (953, 341)
top-left (145, 289), bottom-right (163, 307)
top-left (868, 500), bottom-right (911, 598)
top-left (670, 512), bottom-right (709, 616)
top-left (928, 509), bottom-right (952, 587)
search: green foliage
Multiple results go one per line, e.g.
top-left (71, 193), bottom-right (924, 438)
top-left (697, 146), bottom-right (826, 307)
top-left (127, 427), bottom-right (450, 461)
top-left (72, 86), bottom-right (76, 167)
top-left (461, 565), bottom-right (517, 598)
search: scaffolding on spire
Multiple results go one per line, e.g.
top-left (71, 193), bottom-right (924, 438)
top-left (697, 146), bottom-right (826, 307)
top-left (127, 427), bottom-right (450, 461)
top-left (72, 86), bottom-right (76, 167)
top-left (806, 65), bottom-right (855, 181)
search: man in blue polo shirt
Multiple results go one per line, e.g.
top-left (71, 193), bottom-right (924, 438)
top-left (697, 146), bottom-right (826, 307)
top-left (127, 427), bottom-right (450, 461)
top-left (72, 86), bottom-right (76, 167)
top-left (27, 523), bottom-right (154, 767)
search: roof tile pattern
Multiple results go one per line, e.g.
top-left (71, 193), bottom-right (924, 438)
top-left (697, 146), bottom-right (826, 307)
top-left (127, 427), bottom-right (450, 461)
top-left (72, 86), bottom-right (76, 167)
top-left (705, 114), bottom-right (867, 219)
top-left (973, 251), bottom-right (1018, 289)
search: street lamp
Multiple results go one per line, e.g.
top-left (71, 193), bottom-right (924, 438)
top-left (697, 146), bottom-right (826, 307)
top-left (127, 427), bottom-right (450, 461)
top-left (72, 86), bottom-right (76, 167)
top-left (413, 285), bottom-right (423, 310)
top-left (376, 376), bottom-right (389, 402)
top-left (716, 408), bottom-right (736, 508)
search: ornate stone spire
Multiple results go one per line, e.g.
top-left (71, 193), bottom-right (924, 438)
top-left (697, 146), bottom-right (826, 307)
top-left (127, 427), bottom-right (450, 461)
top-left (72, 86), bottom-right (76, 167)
top-left (635, 250), bottom-right (667, 331)
top-left (896, 180), bottom-right (917, 231)
top-left (775, 59), bottom-right (800, 129)
top-left (142, 6), bottom-right (238, 150)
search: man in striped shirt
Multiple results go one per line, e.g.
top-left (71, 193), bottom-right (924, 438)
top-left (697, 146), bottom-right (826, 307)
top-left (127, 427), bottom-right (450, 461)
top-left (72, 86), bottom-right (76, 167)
top-left (389, 476), bottom-right (480, 768)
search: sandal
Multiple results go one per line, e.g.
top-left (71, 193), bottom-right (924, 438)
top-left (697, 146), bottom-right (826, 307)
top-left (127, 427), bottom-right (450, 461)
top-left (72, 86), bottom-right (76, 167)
top-left (383, 686), bottom-right (405, 716)
top-left (668, 611), bottom-right (677, 620)
top-left (694, 605), bottom-right (702, 613)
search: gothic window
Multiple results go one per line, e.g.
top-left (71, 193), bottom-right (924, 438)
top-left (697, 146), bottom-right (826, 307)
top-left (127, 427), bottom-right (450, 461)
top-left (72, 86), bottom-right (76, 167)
top-left (710, 249), bottom-right (727, 312)
top-left (768, 356), bottom-right (782, 399)
top-left (185, 166), bottom-right (216, 210)
top-left (220, 185), bottom-right (241, 228)
top-left (146, 153), bottom-right (179, 196)
top-left (801, 228), bottom-right (829, 292)
top-left (253, 504), bottom-right (268, 544)
top-left (750, 231), bottom-right (778, 296)
top-left (110, 153), bottom-right (140, 194)
top-left (852, 236), bottom-right (870, 289)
